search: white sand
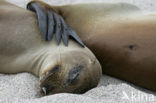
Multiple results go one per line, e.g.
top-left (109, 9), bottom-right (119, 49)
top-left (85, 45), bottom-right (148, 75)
top-left (1, 0), bottom-right (156, 103)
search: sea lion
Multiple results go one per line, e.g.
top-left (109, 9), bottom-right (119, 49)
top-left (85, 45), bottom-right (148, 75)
top-left (28, 1), bottom-right (156, 91)
top-left (0, 0), bottom-right (102, 95)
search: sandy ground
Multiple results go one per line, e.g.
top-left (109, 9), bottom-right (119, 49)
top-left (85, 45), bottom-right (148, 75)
top-left (0, 0), bottom-right (156, 103)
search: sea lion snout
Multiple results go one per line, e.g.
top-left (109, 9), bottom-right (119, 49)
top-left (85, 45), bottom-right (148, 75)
top-left (39, 48), bottom-right (102, 95)
top-left (40, 65), bottom-right (84, 95)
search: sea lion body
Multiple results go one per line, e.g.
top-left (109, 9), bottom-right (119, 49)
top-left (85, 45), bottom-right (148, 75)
top-left (0, 1), bottom-right (102, 95)
top-left (37, 2), bottom-right (156, 90)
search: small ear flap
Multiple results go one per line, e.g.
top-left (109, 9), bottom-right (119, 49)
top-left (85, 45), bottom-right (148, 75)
top-left (27, 1), bottom-right (85, 47)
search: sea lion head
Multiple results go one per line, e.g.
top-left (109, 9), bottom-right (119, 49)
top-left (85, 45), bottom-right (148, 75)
top-left (39, 42), bottom-right (102, 95)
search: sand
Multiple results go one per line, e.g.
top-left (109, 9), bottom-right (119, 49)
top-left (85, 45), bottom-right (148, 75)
top-left (1, 0), bottom-right (156, 103)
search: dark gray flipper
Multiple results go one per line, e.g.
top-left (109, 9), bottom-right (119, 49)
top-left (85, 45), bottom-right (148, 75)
top-left (27, 2), bottom-right (85, 47)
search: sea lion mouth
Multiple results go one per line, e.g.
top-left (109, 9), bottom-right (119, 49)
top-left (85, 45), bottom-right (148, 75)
top-left (39, 65), bottom-right (61, 95)
top-left (41, 87), bottom-right (47, 95)
top-left (40, 82), bottom-right (56, 95)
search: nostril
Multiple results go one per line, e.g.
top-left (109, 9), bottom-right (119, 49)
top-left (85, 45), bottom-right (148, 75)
top-left (67, 65), bottom-right (84, 84)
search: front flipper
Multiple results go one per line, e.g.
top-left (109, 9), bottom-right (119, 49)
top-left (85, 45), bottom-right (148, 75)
top-left (27, 1), bottom-right (84, 47)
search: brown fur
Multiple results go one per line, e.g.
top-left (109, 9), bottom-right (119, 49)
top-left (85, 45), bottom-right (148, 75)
top-left (31, 1), bottom-right (156, 91)
top-left (0, 0), bottom-right (102, 95)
